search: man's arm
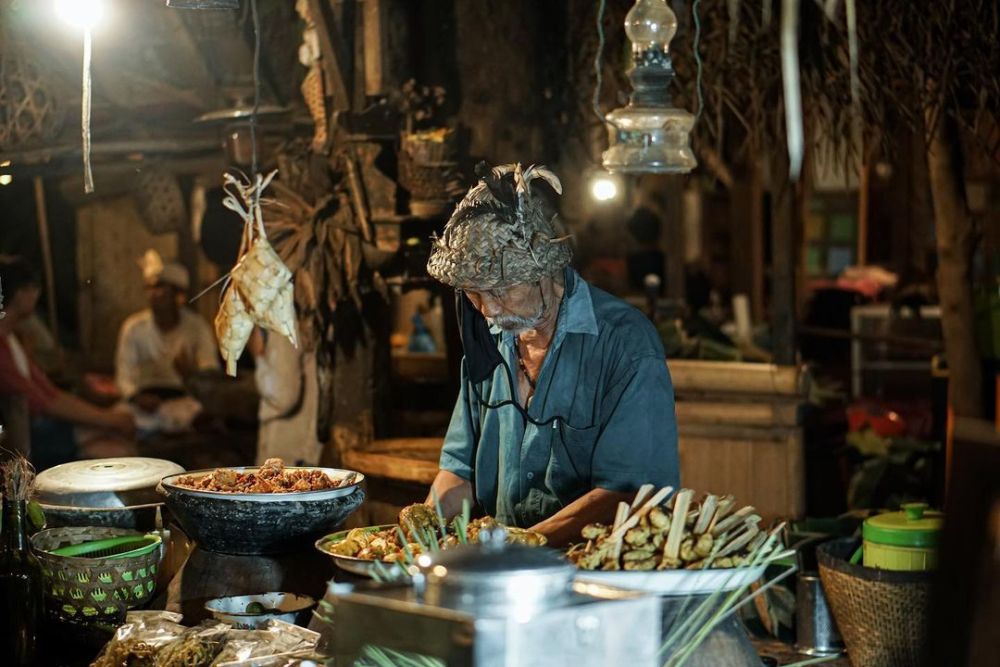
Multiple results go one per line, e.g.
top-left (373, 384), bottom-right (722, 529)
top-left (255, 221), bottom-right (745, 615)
top-left (529, 488), bottom-right (633, 547)
top-left (45, 391), bottom-right (135, 437)
top-left (425, 469), bottom-right (474, 520)
top-left (114, 321), bottom-right (141, 399)
top-left (426, 362), bottom-right (479, 518)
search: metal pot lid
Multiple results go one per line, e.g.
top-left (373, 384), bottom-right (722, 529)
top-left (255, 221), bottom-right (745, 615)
top-left (421, 528), bottom-right (573, 616)
top-left (34, 457), bottom-right (184, 509)
top-left (424, 527), bottom-right (572, 579)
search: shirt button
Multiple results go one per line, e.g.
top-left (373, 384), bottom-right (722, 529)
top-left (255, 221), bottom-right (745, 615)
top-left (526, 472), bottom-right (535, 481)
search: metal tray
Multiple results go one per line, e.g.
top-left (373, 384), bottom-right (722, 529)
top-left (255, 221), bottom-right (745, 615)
top-left (575, 564), bottom-right (767, 596)
top-left (315, 524), bottom-right (401, 578)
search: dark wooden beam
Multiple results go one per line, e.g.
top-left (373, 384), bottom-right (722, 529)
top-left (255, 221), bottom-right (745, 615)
top-left (307, 0), bottom-right (352, 111)
top-left (770, 153), bottom-right (798, 366)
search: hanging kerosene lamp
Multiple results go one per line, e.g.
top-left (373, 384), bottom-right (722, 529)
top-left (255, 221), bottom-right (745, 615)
top-left (601, 0), bottom-right (697, 174)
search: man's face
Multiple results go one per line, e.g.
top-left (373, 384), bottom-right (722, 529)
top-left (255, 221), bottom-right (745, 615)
top-left (146, 282), bottom-right (179, 316)
top-left (7, 284), bottom-right (40, 320)
top-left (463, 281), bottom-right (545, 333)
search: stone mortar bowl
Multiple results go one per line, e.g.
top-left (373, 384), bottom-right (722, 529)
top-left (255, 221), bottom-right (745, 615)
top-left (157, 467), bottom-right (365, 555)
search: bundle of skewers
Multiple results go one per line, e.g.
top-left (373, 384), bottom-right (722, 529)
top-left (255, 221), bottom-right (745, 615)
top-left (214, 170), bottom-right (298, 376)
top-left (568, 486), bottom-right (788, 572)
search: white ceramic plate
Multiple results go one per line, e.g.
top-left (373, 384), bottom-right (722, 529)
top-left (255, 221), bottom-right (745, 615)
top-left (159, 467), bottom-right (364, 502)
top-left (575, 565), bottom-right (767, 596)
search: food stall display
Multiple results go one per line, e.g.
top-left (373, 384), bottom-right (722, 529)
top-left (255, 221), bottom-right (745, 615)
top-left (329, 528), bottom-right (663, 667)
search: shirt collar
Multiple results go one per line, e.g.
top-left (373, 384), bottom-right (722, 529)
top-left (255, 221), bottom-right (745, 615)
top-left (490, 267), bottom-right (599, 343)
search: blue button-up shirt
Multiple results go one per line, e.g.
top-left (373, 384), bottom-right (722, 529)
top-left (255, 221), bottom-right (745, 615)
top-left (439, 268), bottom-right (680, 527)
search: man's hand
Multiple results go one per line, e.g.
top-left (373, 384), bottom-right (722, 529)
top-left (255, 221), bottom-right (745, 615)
top-left (426, 470), bottom-right (474, 520)
top-left (133, 391), bottom-right (162, 414)
top-left (106, 411), bottom-right (137, 439)
top-left (529, 488), bottom-right (635, 547)
top-left (173, 348), bottom-right (198, 380)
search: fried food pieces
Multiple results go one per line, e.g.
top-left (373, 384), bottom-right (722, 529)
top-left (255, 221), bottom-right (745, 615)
top-left (324, 504), bottom-right (547, 564)
top-left (567, 486), bottom-right (769, 571)
top-left (176, 458), bottom-right (351, 493)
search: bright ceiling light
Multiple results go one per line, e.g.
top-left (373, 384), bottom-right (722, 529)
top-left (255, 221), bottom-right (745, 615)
top-left (590, 175), bottom-right (619, 202)
top-left (0, 174), bottom-right (12, 186)
top-left (55, 0), bottom-right (106, 31)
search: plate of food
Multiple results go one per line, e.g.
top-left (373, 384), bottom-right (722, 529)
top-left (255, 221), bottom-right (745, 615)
top-left (160, 457), bottom-right (362, 502)
top-left (568, 485), bottom-right (788, 596)
top-left (157, 458), bottom-right (366, 555)
top-left (316, 504), bottom-right (547, 577)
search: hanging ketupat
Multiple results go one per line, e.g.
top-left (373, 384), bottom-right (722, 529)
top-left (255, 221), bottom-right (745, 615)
top-left (215, 170), bottom-right (298, 376)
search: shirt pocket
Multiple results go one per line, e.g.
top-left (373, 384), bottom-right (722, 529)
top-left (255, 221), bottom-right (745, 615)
top-left (547, 420), bottom-right (600, 496)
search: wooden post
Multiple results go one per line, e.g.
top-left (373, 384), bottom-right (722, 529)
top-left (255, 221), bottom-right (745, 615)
top-left (32, 177), bottom-right (58, 336)
top-left (925, 101), bottom-right (983, 419)
top-left (857, 159), bottom-right (871, 266)
top-left (770, 156), bottom-right (798, 366)
top-left (731, 161), bottom-right (766, 323)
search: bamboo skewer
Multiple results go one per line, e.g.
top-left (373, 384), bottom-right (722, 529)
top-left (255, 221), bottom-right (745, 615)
top-left (630, 484), bottom-right (655, 512)
top-left (664, 489), bottom-right (693, 561)
top-left (609, 486), bottom-right (673, 542)
top-left (693, 494), bottom-right (718, 535)
top-left (711, 506), bottom-right (757, 536)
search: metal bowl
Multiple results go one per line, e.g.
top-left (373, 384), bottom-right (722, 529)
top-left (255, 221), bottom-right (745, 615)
top-left (315, 524), bottom-right (399, 578)
top-left (157, 467), bottom-right (365, 555)
top-left (204, 592), bottom-right (315, 630)
top-left (39, 502), bottom-right (165, 531)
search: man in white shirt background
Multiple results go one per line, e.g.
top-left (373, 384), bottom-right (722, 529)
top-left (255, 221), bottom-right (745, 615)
top-left (115, 250), bottom-right (219, 435)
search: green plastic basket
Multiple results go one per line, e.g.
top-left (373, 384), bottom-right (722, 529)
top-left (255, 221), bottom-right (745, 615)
top-left (30, 527), bottom-right (163, 620)
top-left (50, 534), bottom-right (161, 560)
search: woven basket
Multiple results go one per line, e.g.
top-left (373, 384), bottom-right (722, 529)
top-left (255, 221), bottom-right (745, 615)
top-left (31, 527), bottom-right (163, 621)
top-left (134, 167), bottom-right (187, 234)
top-left (402, 131), bottom-right (457, 165)
top-left (817, 538), bottom-right (932, 667)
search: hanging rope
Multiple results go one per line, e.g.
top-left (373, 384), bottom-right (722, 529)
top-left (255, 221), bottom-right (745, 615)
top-left (693, 0), bottom-right (705, 124)
top-left (250, 0), bottom-right (261, 177)
top-left (591, 0), bottom-right (607, 123)
top-left (82, 28), bottom-right (94, 193)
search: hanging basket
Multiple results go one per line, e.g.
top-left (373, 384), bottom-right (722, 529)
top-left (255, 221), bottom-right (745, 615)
top-left (134, 168), bottom-right (188, 234)
top-left (0, 50), bottom-right (65, 149)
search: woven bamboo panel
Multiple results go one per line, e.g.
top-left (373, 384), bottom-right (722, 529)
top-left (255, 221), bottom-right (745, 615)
top-left (134, 168), bottom-right (187, 234)
top-left (0, 51), bottom-right (64, 149)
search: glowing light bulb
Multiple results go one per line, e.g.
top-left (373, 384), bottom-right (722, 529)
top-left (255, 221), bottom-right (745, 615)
top-left (55, 0), bottom-right (106, 31)
top-left (590, 175), bottom-right (619, 202)
top-left (0, 174), bottom-right (12, 186)
top-left (625, 0), bottom-right (678, 54)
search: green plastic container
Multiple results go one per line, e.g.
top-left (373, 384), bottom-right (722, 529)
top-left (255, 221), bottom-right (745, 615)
top-left (862, 503), bottom-right (943, 571)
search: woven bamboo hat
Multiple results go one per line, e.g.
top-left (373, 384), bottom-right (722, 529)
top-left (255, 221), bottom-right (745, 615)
top-left (427, 162), bottom-right (572, 289)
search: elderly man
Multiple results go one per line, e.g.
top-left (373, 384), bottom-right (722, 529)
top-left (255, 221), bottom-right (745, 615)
top-left (425, 163), bottom-right (679, 546)
top-left (115, 250), bottom-right (218, 431)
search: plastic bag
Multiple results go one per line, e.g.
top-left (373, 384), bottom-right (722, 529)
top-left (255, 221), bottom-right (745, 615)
top-left (153, 621), bottom-right (230, 666)
top-left (89, 612), bottom-right (187, 667)
top-left (211, 620), bottom-right (320, 667)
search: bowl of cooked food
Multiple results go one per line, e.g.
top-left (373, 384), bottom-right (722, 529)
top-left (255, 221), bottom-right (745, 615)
top-left (158, 458), bottom-right (365, 555)
top-left (316, 503), bottom-right (547, 577)
top-left (204, 592), bottom-right (316, 629)
top-left (568, 486), bottom-right (789, 595)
